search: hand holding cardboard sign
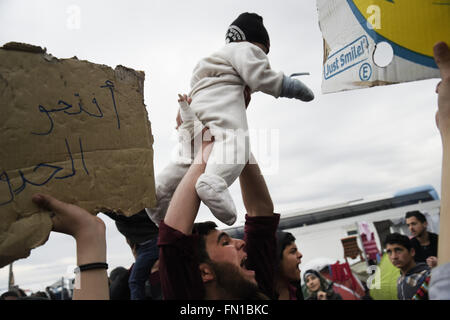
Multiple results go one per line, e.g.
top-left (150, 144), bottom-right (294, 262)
top-left (32, 193), bottom-right (106, 254)
top-left (32, 193), bottom-right (109, 300)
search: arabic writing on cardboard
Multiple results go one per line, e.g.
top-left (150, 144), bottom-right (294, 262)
top-left (0, 42), bottom-right (156, 267)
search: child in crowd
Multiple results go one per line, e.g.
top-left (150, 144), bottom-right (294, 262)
top-left (147, 12), bottom-right (314, 226)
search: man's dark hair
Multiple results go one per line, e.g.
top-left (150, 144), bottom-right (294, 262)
top-left (1, 291), bottom-right (19, 300)
top-left (276, 231), bottom-right (296, 262)
top-left (12, 287), bottom-right (26, 297)
top-left (384, 233), bottom-right (412, 251)
top-left (192, 221), bottom-right (218, 263)
top-left (31, 291), bottom-right (49, 299)
top-left (275, 231), bottom-right (304, 300)
top-left (405, 210), bottom-right (427, 223)
top-left (109, 266), bottom-right (130, 300)
top-left (110, 266), bottom-right (128, 282)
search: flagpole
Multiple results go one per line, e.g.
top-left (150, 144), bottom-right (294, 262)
top-left (8, 263), bottom-right (14, 291)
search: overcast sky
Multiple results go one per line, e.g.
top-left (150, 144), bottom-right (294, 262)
top-left (0, 0), bottom-right (443, 293)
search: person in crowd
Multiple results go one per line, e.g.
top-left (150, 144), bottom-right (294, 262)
top-left (1, 287), bottom-right (30, 300)
top-left (384, 233), bottom-right (430, 300)
top-left (158, 131), bottom-right (279, 299)
top-left (302, 269), bottom-right (342, 300)
top-left (45, 286), bottom-right (57, 300)
top-left (0, 291), bottom-right (20, 300)
top-left (275, 231), bottom-right (304, 300)
top-left (429, 41), bottom-right (450, 299)
top-left (30, 291), bottom-right (50, 299)
top-left (405, 210), bottom-right (438, 268)
top-left (109, 266), bottom-right (131, 300)
top-left (102, 209), bottom-right (159, 300)
top-left (20, 291), bottom-right (51, 300)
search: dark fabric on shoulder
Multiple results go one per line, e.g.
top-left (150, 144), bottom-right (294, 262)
top-left (158, 221), bottom-right (204, 300)
top-left (294, 280), bottom-right (304, 300)
top-left (411, 232), bottom-right (439, 263)
top-left (328, 291), bottom-right (343, 300)
top-left (430, 232), bottom-right (439, 252)
top-left (244, 213), bottom-right (280, 299)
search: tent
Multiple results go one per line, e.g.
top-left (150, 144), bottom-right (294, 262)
top-left (322, 261), bottom-right (365, 299)
top-left (368, 253), bottom-right (400, 300)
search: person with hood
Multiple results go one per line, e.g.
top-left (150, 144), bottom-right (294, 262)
top-left (302, 269), bottom-right (342, 300)
top-left (275, 231), bottom-right (304, 300)
top-left (384, 233), bottom-right (431, 300)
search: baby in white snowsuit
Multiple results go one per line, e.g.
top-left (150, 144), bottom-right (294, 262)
top-left (147, 13), bottom-right (314, 226)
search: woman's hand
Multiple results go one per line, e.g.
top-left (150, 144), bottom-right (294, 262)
top-left (317, 290), bottom-right (327, 300)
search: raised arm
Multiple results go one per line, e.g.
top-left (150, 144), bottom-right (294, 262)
top-left (163, 133), bottom-right (213, 234)
top-left (239, 154), bottom-right (279, 299)
top-left (31, 194), bottom-right (109, 300)
top-left (239, 154), bottom-right (274, 217)
top-left (434, 42), bottom-right (450, 266)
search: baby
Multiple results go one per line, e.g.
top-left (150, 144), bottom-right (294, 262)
top-left (147, 12), bottom-right (314, 226)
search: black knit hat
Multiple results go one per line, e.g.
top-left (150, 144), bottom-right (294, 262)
top-left (225, 12), bottom-right (270, 53)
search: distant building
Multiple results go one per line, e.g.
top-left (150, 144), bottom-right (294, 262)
top-left (224, 185), bottom-right (440, 272)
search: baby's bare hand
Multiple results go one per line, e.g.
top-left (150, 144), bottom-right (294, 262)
top-left (178, 93), bottom-right (192, 105)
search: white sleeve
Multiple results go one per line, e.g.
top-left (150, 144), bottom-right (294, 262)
top-left (429, 263), bottom-right (450, 300)
top-left (227, 43), bottom-right (284, 98)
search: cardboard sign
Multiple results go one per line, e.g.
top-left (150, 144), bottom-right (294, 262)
top-left (317, 0), bottom-right (450, 93)
top-left (0, 42), bottom-right (156, 267)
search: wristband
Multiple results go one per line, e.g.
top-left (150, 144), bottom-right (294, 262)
top-left (74, 262), bottom-right (108, 273)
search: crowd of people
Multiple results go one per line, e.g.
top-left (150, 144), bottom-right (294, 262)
top-left (0, 286), bottom-right (71, 300)
top-left (1, 12), bottom-right (450, 302)
top-left (0, 205), bottom-right (443, 301)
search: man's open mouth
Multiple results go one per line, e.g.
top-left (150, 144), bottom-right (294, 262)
top-left (240, 256), bottom-right (247, 269)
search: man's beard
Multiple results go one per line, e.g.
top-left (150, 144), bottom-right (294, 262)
top-left (415, 228), bottom-right (426, 238)
top-left (209, 261), bottom-right (268, 300)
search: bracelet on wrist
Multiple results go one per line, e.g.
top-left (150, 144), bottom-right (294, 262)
top-left (74, 262), bottom-right (108, 273)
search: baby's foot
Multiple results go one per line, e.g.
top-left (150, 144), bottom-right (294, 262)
top-left (195, 173), bottom-right (237, 226)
